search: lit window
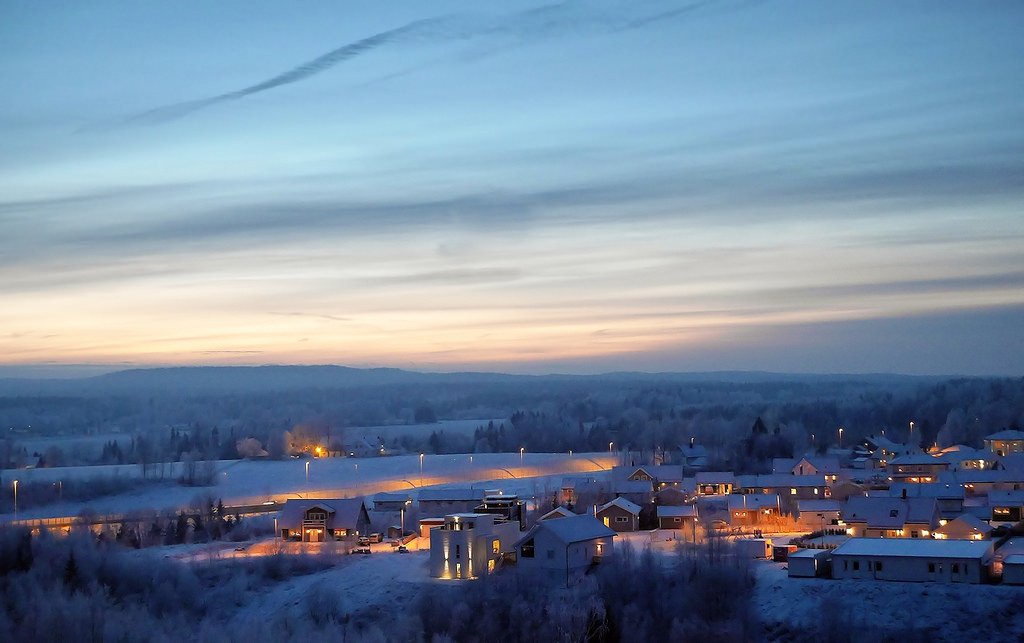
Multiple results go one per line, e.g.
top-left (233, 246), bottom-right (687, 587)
top-left (790, 488), bottom-right (797, 495)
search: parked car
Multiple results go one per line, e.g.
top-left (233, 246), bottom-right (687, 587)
top-left (396, 545), bottom-right (409, 553)
top-left (357, 537), bottom-right (371, 546)
top-left (351, 547), bottom-right (372, 555)
top-left (369, 533), bottom-right (383, 543)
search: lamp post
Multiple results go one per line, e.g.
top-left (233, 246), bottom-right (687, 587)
top-left (838, 427), bottom-right (844, 449)
top-left (419, 453), bottom-right (424, 487)
top-left (520, 447), bottom-right (524, 467)
top-left (305, 460), bottom-right (310, 484)
top-left (609, 441), bottom-right (614, 453)
top-left (909, 421), bottom-right (914, 442)
top-left (12, 480), bottom-right (17, 521)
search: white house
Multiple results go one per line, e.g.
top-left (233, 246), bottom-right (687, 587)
top-left (1002, 554), bottom-right (1024, 585)
top-left (842, 496), bottom-right (940, 538)
top-left (788, 549), bottom-right (830, 577)
top-left (515, 514), bottom-right (615, 586)
top-left (831, 538), bottom-right (993, 583)
top-left (933, 514), bottom-right (993, 541)
top-left (429, 513), bottom-right (521, 579)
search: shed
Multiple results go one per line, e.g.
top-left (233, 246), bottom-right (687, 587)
top-left (1002, 555), bottom-right (1024, 585)
top-left (736, 537), bottom-right (773, 559)
top-left (831, 538), bottom-right (992, 583)
top-left (788, 548), bottom-right (830, 577)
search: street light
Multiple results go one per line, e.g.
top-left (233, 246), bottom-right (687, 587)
top-left (305, 460), bottom-right (310, 483)
top-left (520, 447), bottom-right (524, 466)
top-left (609, 442), bottom-right (614, 453)
top-left (838, 427), bottom-right (844, 449)
top-left (909, 421), bottom-right (915, 441)
top-left (419, 453), bottom-right (424, 487)
top-left (12, 480), bottom-right (18, 520)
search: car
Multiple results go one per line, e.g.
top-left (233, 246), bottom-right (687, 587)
top-left (357, 537), bottom-right (371, 546)
top-left (234, 546), bottom-right (246, 552)
top-left (396, 545), bottom-right (409, 553)
top-left (368, 533), bottom-right (383, 543)
top-left (351, 547), bottom-right (372, 555)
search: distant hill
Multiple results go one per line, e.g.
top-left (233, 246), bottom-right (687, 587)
top-left (0, 364), bottom-right (943, 397)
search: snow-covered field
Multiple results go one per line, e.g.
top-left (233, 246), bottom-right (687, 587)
top-left (1, 451), bottom-right (615, 521)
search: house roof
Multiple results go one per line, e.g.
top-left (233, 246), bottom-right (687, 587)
top-left (985, 429), bottom-right (1024, 441)
top-left (728, 494), bottom-right (779, 511)
top-left (794, 456), bottom-right (841, 474)
top-left (598, 497), bottom-right (642, 515)
top-left (612, 479), bottom-right (655, 494)
top-left (657, 505), bottom-right (697, 518)
top-left (888, 483), bottom-right (965, 500)
top-left (418, 488), bottom-right (485, 502)
top-left (890, 454), bottom-right (947, 466)
top-left (736, 474), bottom-right (825, 489)
top-left (679, 444), bottom-right (708, 457)
top-left (279, 498), bottom-right (367, 529)
top-left (942, 470), bottom-right (1024, 484)
top-left (518, 514), bottom-right (616, 547)
top-left (618, 465), bottom-right (684, 482)
top-left (540, 506), bottom-right (576, 520)
top-left (832, 537), bottom-right (992, 560)
top-left (934, 514), bottom-right (992, 537)
top-left (797, 499), bottom-right (841, 513)
top-left (373, 492), bottom-right (412, 504)
top-left (842, 496), bottom-right (938, 529)
top-left (696, 472), bottom-right (735, 484)
top-left (988, 490), bottom-right (1024, 505)
top-left (1003, 555), bottom-right (1024, 565)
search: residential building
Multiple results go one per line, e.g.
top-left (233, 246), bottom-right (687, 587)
top-left (656, 504), bottom-right (698, 530)
top-left (728, 493), bottom-right (780, 526)
top-left (830, 538), bottom-right (993, 583)
top-left (418, 488), bottom-right (486, 517)
top-left (887, 483), bottom-right (965, 519)
top-left (596, 497), bottom-right (641, 532)
top-left (989, 489), bottom-right (1024, 522)
top-left (984, 429), bottom-right (1024, 457)
top-left (795, 499), bottom-right (842, 533)
top-left (788, 549), bottom-right (830, 577)
top-left (933, 514), bottom-right (993, 540)
top-left (678, 439), bottom-right (709, 470)
top-left (842, 496), bottom-right (940, 538)
top-left (515, 514), bottom-right (615, 586)
top-left (278, 498), bottom-right (370, 542)
top-left (696, 472), bottom-right (735, 495)
top-left (1002, 555), bottom-right (1024, 585)
top-left (540, 506), bottom-right (576, 520)
top-left (428, 513), bottom-right (521, 579)
top-left (887, 454), bottom-right (950, 483)
top-left (735, 473), bottom-right (828, 514)
top-left (372, 492), bottom-right (413, 512)
top-left (474, 493), bottom-right (525, 529)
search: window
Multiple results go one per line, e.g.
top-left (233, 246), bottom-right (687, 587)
top-left (455, 545), bottom-right (460, 559)
top-left (790, 488), bottom-right (797, 495)
top-left (889, 509), bottom-right (899, 518)
top-left (911, 531), bottom-right (919, 538)
top-left (521, 538), bottom-right (535, 558)
top-left (673, 517), bottom-right (681, 523)
top-left (615, 516), bottom-right (629, 523)
top-left (928, 563), bottom-right (935, 573)
top-left (492, 539), bottom-right (500, 555)
top-left (875, 561), bottom-right (883, 572)
top-left (853, 561), bottom-right (860, 571)
top-left (952, 563), bottom-right (959, 573)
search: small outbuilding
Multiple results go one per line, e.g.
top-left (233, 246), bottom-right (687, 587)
top-left (1002, 554), bottom-right (1024, 585)
top-left (831, 538), bottom-right (993, 583)
top-left (788, 548), bottom-right (831, 577)
top-left (736, 537), bottom-right (773, 559)
top-left (656, 504), bottom-right (697, 530)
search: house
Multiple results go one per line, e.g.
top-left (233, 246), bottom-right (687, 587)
top-left (610, 478), bottom-right (655, 505)
top-left (942, 469), bottom-right (1024, 496)
top-left (842, 496), bottom-right (940, 539)
top-left (655, 485), bottom-right (690, 506)
top-left (474, 493), bottom-right (525, 529)
top-left (887, 454), bottom-right (950, 483)
top-left (418, 488), bottom-right (486, 517)
top-left (984, 429), bottom-right (1024, 457)
top-left (830, 538), bottom-right (993, 583)
top-left (887, 483), bottom-right (965, 519)
top-left (540, 506), bottom-right (576, 520)
top-left (419, 517), bottom-right (445, 539)
top-left (372, 492), bottom-right (413, 512)
top-left (932, 445), bottom-right (992, 471)
top-left (735, 473), bottom-right (828, 514)
top-left (515, 514), bottom-right (615, 586)
top-left (788, 549), bottom-right (831, 577)
top-left (775, 456), bottom-right (841, 483)
top-left (795, 499), bottom-right (842, 533)
top-left (933, 514), bottom-right (993, 540)
top-left (656, 504), bottom-right (698, 530)
top-left (596, 497), bottom-right (641, 532)
top-left (560, 475), bottom-right (608, 507)
top-left (616, 464), bottom-right (684, 487)
top-left (1002, 555), bottom-right (1024, 585)
top-left (346, 438), bottom-right (387, 458)
top-left (679, 440), bottom-right (709, 470)
top-left (989, 489), bottom-right (1024, 523)
top-left (728, 494), bottom-right (780, 526)
top-left (429, 513), bottom-right (522, 579)
top-left (696, 472), bottom-right (735, 495)
top-left (278, 498), bottom-right (371, 542)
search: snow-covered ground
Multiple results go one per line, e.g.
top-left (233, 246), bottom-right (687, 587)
top-left (2, 451), bottom-right (615, 521)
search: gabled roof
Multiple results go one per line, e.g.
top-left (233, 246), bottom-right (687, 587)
top-left (598, 497), bottom-right (642, 515)
top-left (728, 494), bottom-right (779, 511)
top-left (832, 538), bottom-right (992, 559)
top-left (612, 479), bottom-right (655, 494)
top-left (842, 496), bottom-right (938, 528)
top-left (797, 499), bottom-right (841, 513)
top-left (889, 454), bottom-right (947, 466)
top-left (679, 443), bottom-right (708, 457)
top-left (657, 505), bottom-right (697, 518)
top-left (418, 488), bottom-right (485, 502)
top-left (540, 506), bottom-right (576, 520)
top-left (279, 498), bottom-right (367, 529)
top-left (517, 514), bottom-right (615, 547)
top-left (934, 514), bottom-right (992, 537)
top-left (793, 456), bottom-right (841, 474)
top-left (985, 429), bottom-right (1024, 441)
top-left (888, 482), bottom-right (964, 500)
top-left (373, 492), bottom-right (412, 504)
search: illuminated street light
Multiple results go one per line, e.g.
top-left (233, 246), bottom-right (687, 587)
top-left (12, 480), bottom-right (17, 520)
top-left (520, 447), bottom-right (525, 466)
top-left (305, 460), bottom-right (310, 484)
top-left (838, 426), bottom-right (844, 449)
top-left (609, 442), bottom-right (614, 453)
top-left (419, 453), bottom-right (424, 487)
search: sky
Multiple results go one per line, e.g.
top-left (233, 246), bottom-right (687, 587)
top-left (1, 0), bottom-right (1023, 377)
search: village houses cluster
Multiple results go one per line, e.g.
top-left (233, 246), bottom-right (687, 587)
top-left (270, 428), bottom-right (1024, 587)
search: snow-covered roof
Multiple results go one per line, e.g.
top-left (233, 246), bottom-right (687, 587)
top-left (934, 514), bottom-right (992, 537)
top-left (842, 496), bottom-right (937, 528)
top-left (373, 492), bottom-right (412, 503)
top-left (788, 548), bottom-right (829, 560)
top-left (679, 444), bottom-right (708, 457)
top-left (612, 479), bottom-right (654, 493)
top-left (889, 454), bottom-right (947, 466)
top-left (728, 494), bottom-right (779, 511)
top-left (540, 506), bottom-right (576, 520)
top-left (988, 490), bottom-right (1024, 505)
top-left (797, 499), bottom-right (841, 513)
top-left (888, 482), bottom-right (964, 500)
top-left (943, 470), bottom-right (1024, 484)
top-left (418, 488), bottom-right (485, 502)
top-left (793, 456), bottom-right (841, 474)
top-left (598, 496), bottom-right (642, 515)
top-left (736, 474), bottom-right (825, 489)
top-left (985, 429), bottom-right (1024, 441)
top-left (1003, 554), bottom-right (1024, 565)
top-left (518, 514), bottom-right (616, 546)
top-left (657, 505), bottom-right (697, 518)
top-left (279, 498), bottom-right (367, 529)
top-left (832, 538), bottom-right (992, 559)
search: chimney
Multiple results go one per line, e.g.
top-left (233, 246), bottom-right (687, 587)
top-left (690, 437), bottom-right (695, 448)
top-left (901, 488), bottom-right (907, 499)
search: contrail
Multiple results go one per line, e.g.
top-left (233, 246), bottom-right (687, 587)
top-left (127, 16), bottom-right (441, 124)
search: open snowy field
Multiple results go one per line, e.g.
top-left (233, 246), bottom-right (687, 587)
top-left (1, 451), bottom-right (614, 521)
